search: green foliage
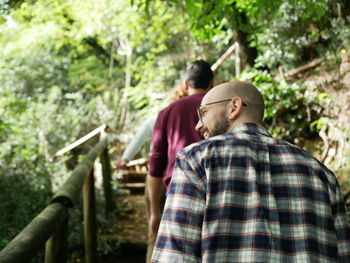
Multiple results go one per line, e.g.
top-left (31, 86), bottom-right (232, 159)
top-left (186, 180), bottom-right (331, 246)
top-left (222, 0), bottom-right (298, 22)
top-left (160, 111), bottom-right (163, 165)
top-left (310, 117), bottom-right (331, 132)
top-left (0, 0), bottom-right (214, 256)
top-left (238, 69), bottom-right (321, 142)
top-left (0, 91), bottom-right (54, 247)
top-left (134, 0), bottom-right (283, 40)
top-left (137, 0), bottom-right (348, 71)
top-left (0, 174), bottom-right (51, 248)
top-left (321, 15), bottom-right (350, 52)
top-left (254, 0), bottom-right (332, 69)
top-left (1, 0), bottom-right (349, 256)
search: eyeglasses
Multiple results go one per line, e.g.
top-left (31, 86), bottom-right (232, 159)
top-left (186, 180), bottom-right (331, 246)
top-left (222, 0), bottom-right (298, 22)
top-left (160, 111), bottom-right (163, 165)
top-left (196, 98), bottom-right (247, 123)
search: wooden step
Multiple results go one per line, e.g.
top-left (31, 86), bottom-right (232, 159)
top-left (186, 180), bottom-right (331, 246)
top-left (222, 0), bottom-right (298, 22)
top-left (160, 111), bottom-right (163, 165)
top-left (119, 183), bottom-right (146, 194)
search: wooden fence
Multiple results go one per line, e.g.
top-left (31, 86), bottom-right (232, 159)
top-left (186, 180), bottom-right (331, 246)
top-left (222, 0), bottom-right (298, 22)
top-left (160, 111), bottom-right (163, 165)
top-left (0, 126), bottom-right (113, 263)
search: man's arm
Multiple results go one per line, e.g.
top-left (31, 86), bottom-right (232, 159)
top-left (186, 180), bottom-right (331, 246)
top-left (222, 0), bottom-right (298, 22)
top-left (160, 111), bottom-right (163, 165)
top-left (147, 175), bottom-right (166, 237)
top-left (117, 116), bottom-right (157, 167)
top-left (115, 159), bottom-right (129, 169)
top-left (148, 111), bottom-right (168, 237)
top-left (151, 152), bottom-right (205, 263)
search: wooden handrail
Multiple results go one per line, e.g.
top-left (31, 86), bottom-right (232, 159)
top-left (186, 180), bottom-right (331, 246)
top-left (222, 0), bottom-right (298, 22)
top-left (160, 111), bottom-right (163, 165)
top-left (126, 158), bottom-right (148, 167)
top-left (0, 132), bottom-right (114, 263)
top-left (0, 203), bottom-right (67, 263)
top-left (55, 124), bottom-right (107, 157)
top-left (52, 136), bottom-right (108, 206)
top-left (211, 42), bottom-right (240, 77)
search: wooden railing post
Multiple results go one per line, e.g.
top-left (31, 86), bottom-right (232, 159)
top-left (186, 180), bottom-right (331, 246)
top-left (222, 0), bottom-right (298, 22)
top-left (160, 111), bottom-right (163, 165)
top-left (235, 42), bottom-right (241, 78)
top-left (45, 215), bottom-right (68, 263)
top-left (83, 169), bottom-right (98, 263)
top-left (100, 147), bottom-right (114, 214)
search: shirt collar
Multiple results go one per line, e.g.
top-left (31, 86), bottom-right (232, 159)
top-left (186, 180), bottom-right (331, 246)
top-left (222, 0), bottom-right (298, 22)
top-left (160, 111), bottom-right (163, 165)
top-left (231, 122), bottom-right (271, 137)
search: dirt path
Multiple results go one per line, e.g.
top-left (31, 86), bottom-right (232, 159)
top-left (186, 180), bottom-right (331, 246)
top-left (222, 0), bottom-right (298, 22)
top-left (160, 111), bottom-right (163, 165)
top-left (107, 192), bottom-right (148, 263)
top-left (115, 193), bottom-right (148, 245)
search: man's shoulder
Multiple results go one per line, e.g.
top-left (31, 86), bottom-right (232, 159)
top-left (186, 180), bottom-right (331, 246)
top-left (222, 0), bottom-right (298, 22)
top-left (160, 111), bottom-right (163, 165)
top-left (178, 134), bottom-right (229, 158)
top-left (265, 136), bottom-right (337, 178)
top-left (170, 94), bottom-right (204, 107)
top-left (158, 94), bottom-right (204, 118)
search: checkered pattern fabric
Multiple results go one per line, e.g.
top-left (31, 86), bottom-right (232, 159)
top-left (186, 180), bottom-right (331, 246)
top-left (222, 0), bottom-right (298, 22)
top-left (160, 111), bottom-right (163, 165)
top-left (151, 123), bottom-right (350, 263)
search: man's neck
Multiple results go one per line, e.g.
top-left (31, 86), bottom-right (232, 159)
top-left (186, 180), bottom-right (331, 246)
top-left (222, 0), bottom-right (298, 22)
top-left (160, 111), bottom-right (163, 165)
top-left (188, 88), bottom-right (207, 96)
top-left (227, 120), bottom-right (259, 133)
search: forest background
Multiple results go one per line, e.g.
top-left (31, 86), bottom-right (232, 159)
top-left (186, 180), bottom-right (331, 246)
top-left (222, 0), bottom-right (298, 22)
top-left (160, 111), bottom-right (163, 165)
top-left (1, 0), bottom-right (350, 260)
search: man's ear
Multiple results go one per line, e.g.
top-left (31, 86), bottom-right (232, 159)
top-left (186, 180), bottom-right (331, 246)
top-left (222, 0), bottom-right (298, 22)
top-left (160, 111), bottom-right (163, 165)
top-left (208, 79), bottom-right (214, 90)
top-left (227, 97), bottom-right (243, 120)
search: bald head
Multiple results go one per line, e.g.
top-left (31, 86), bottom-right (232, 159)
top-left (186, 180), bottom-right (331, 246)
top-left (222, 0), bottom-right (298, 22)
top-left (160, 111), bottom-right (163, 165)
top-left (203, 81), bottom-right (265, 123)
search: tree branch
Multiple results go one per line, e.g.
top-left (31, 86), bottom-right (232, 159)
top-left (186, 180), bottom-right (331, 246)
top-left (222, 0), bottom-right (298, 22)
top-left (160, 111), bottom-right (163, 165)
top-left (83, 37), bottom-right (119, 66)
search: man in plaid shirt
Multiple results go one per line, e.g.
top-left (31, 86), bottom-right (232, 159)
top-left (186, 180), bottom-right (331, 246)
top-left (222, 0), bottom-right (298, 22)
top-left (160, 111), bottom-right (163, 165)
top-left (151, 81), bottom-right (350, 262)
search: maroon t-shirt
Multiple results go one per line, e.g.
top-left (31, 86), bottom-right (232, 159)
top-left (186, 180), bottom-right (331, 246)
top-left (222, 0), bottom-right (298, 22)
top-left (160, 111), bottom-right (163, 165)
top-left (149, 94), bottom-right (204, 187)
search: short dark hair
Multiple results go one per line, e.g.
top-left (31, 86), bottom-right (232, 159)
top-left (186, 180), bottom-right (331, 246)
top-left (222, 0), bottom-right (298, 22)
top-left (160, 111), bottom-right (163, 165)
top-left (186, 60), bottom-right (213, 90)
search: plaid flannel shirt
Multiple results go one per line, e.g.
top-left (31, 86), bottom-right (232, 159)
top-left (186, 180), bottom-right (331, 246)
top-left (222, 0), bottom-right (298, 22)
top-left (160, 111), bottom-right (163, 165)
top-left (151, 123), bottom-right (350, 263)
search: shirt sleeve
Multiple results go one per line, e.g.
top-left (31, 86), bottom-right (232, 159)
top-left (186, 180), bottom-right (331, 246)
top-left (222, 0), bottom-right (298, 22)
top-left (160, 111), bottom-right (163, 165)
top-left (121, 116), bottom-right (156, 160)
top-left (151, 151), bottom-right (206, 263)
top-left (149, 111), bottom-right (169, 178)
top-left (331, 182), bottom-right (350, 261)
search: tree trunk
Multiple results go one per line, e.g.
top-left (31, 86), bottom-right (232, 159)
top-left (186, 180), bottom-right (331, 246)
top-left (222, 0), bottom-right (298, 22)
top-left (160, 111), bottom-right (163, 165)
top-left (234, 28), bottom-right (257, 69)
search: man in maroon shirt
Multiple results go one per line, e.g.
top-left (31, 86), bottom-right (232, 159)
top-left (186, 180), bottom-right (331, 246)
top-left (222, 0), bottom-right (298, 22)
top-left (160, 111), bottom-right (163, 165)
top-left (146, 60), bottom-right (214, 261)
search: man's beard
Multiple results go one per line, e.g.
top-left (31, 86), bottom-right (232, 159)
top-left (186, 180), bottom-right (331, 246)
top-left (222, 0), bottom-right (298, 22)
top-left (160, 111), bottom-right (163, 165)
top-left (209, 116), bottom-right (229, 138)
